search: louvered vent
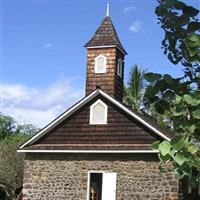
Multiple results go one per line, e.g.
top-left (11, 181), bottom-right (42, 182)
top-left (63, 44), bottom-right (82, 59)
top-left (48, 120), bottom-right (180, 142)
top-left (90, 100), bottom-right (107, 124)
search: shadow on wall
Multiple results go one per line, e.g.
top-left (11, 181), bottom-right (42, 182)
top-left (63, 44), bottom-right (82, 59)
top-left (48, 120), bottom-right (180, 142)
top-left (0, 186), bottom-right (22, 200)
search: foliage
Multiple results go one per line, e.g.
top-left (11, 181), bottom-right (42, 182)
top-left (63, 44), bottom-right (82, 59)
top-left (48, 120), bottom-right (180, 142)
top-left (0, 115), bottom-right (15, 139)
top-left (155, 0), bottom-right (200, 79)
top-left (139, 0), bottom-right (200, 186)
top-left (0, 139), bottom-right (27, 199)
top-left (0, 114), bottom-right (37, 199)
top-left (144, 72), bottom-right (200, 185)
top-left (0, 113), bottom-right (38, 140)
top-left (124, 65), bottom-right (147, 111)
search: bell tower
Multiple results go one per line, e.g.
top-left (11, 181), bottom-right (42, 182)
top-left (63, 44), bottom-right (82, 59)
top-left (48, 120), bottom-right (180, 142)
top-left (84, 4), bottom-right (127, 102)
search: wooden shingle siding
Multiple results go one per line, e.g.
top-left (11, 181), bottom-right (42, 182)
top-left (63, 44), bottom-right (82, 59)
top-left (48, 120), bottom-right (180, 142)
top-left (85, 16), bottom-right (127, 55)
top-left (86, 48), bottom-right (124, 101)
top-left (35, 95), bottom-right (161, 146)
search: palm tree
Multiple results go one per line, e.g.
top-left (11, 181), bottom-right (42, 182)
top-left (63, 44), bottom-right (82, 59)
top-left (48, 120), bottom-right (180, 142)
top-left (124, 65), bottom-right (147, 112)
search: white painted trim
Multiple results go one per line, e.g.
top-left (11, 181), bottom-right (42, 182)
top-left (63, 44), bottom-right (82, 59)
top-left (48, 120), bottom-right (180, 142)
top-left (86, 45), bottom-right (127, 55)
top-left (94, 55), bottom-right (107, 73)
top-left (19, 88), bottom-right (171, 149)
top-left (19, 90), bottom-right (99, 149)
top-left (90, 99), bottom-right (108, 124)
top-left (86, 172), bottom-right (91, 200)
top-left (98, 90), bottom-right (171, 141)
top-left (87, 45), bottom-right (116, 49)
top-left (87, 171), bottom-right (104, 200)
top-left (17, 149), bottom-right (159, 153)
top-left (117, 58), bottom-right (123, 77)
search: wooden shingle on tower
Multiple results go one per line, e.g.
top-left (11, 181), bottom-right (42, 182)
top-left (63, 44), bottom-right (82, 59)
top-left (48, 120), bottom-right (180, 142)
top-left (85, 12), bottom-right (127, 101)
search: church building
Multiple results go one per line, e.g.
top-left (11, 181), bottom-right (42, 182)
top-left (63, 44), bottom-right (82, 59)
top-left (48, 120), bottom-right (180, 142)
top-left (18, 6), bottom-right (180, 200)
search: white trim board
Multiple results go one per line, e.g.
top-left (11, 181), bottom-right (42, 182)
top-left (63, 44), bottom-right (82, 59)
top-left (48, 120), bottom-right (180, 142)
top-left (86, 45), bottom-right (127, 55)
top-left (19, 89), bottom-right (171, 150)
top-left (19, 90), bottom-right (99, 149)
top-left (98, 90), bottom-right (171, 141)
top-left (17, 150), bottom-right (159, 153)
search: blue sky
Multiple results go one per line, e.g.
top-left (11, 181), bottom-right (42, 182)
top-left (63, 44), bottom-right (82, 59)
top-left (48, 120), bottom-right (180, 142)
top-left (1, 0), bottom-right (199, 127)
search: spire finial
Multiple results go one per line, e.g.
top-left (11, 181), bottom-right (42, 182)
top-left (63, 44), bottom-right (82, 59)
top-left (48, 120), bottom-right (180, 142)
top-left (106, 3), bottom-right (110, 16)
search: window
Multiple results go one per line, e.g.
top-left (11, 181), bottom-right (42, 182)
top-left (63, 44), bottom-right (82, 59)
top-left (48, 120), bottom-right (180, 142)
top-left (87, 172), bottom-right (117, 200)
top-left (117, 58), bottom-right (123, 77)
top-left (95, 55), bottom-right (107, 73)
top-left (90, 100), bottom-right (107, 125)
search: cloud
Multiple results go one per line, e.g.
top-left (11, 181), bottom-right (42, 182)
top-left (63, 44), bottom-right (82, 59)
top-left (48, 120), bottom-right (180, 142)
top-left (123, 6), bottom-right (136, 13)
top-left (2, 78), bottom-right (83, 128)
top-left (129, 21), bottom-right (143, 33)
top-left (43, 42), bottom-right (53, 48)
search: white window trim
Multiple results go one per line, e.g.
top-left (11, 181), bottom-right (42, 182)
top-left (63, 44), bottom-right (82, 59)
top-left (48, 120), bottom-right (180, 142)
top-left (86, 171), bottom-right (103, 200)
top-left (117, 58), bottom-right (123, 77)
top-left (90, 99), bottom-right (108, 125)
top-left (95, 55), bottom-right (107, 73)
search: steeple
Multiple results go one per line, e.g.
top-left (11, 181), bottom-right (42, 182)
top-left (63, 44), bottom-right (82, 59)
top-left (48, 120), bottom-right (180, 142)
top-left (84, 9), bottom-right (127, 55)
top-left (85, 6), bottom-right (127, 101)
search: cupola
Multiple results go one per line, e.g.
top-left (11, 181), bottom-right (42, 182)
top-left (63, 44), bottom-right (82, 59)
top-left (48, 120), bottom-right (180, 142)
top-left (84, 4), bottom-right (127, 102)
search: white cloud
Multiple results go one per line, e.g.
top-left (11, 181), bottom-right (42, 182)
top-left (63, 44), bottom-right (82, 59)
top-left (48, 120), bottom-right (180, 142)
top-left (129, 21), bottom-right (143, 33)
top-left (123, 6), bottom-right (136, 13)
top-left (2, 78), bottom-right (83, 128)
top-left (43, 42), bottom-right (53, 48)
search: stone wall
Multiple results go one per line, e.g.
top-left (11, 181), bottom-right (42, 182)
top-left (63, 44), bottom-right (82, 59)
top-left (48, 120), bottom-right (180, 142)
top-left (22, 153), bottom-right (179, 200)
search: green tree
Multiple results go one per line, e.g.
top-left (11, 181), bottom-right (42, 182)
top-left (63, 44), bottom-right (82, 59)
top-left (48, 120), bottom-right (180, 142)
top-left (0, 114), bottom-right (15, 139)
top-left (144, 73), bottom-right (200, 185)
top-left (155, 0), bottom-right (200, 80)
top-left (143, 0), bottom-right (200, 186)
top-left (0, 114), bottom-right (38, 199)
top-left (124, 65), bottom-right (147, 111)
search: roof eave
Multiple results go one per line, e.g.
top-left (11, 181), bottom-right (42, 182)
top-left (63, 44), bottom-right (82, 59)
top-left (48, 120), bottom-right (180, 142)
top-left (85, 45), bottom-right (127, 55)
top-left (17, 149), bottom-right (159, 153)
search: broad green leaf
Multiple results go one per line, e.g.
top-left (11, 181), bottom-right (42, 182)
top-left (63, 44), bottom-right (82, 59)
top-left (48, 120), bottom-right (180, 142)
top-left (151, 141), bottom-right (160, 150)
top-left (185, 124), bottom-right (196, 134)
top-left (183, 6), bottom-right (199, 17)
top-left (154, 79), bottom-right (168, 92)
top-left (192, 109), bottom-right (200, 119)
top-left (163, 74), bottom-right (173, 84)
top-left (180, 163), bottom-right (191, 176)
top-left (174, 1), bottom-right (186, 10)
top-left (187, 22), bottom-right (200, 32)
top-left (171, 106), bottom-right (187, 116)
top-left (159, 141), bottom-right (171, 156)
top-left (187, 144), bottom-right (199, 154)
top-left (173, 153), bottom-right (186, 166)
top-left (169, 149), bottom-right (176, 157)
top-left (187, 47), bottom-right (198, 57)
top-left (171, 136), bottom-right (188, 151)
top-left (159, 153), bottom-right (171, 161)
top-left (187, 33), bottom-right (199, 43)
top-left (154, 102), bottom-right (165, 114)
top-left (144, 85), bottom-right (157, 98)
top-left (183, 94), bottom-right (200, 106)
top-left (174, 94), bottom-right (182, 104)
top-left (144, 73), bottom-right (161, 82)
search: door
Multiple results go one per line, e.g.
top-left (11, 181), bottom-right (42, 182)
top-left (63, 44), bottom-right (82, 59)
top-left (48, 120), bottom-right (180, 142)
top-left (102, 173), bottom-right (117, 200)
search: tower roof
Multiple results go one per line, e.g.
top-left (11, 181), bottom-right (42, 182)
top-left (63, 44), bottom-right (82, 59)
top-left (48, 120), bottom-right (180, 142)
top-left (85, 15), bottom-right (127, 55)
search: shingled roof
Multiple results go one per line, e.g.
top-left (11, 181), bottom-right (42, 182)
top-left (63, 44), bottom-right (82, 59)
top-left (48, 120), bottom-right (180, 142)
top-left (85, 15), bottom-right (127, 55)
top-left (18, 89), bottom-right (172, 153)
